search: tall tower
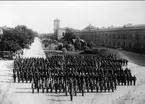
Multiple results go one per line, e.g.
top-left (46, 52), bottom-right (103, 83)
top-left (54, 19), bottom-right (60, 40)
top-left (54, 19), bottom-right (60, 32)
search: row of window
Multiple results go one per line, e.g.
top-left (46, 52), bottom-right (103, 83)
top-left (88, 30), bottom-right (145, 40)
top-left (103, 40), bottom-right (145, 49)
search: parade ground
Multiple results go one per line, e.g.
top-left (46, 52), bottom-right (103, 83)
top-left (0, 37), bottom-right (145, 104)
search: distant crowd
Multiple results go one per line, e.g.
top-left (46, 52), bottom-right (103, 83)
top-left (13, 54), bottom-right (136, 101)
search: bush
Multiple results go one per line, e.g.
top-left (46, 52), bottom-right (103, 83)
top-left (62, 47), bottom-right (67, 52)
top-left (66, 44), bottom-right (75, 51)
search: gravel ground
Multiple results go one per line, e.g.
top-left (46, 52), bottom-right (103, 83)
top-left (0, 38), bottom-right (145, 104)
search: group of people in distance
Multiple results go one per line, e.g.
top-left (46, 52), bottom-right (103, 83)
top-left (13, 54), bottom-right (137, 101)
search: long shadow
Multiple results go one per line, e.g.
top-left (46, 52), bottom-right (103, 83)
top-left (46, 94), bottom-right (66, 97)
top-left (80, 91), bottom-right (114, 94)
top-left (16, 88), bottom-right (32, 90)
top-left (0, 75), bottom-right (11, 77)
top-left (14, 91), bottom-right (32, 94)
top-left (2, 70), bottom-right (12, 72)
top-left (0, 78), bottom-right (12, 81)
top-left (0, 81), bottom-right (11, 83)
top-left (5, 72), bottom-right (13, 75)
top-left (47, 99), bottom-right (68, 102)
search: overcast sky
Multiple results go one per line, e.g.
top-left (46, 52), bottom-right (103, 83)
top-left (0, 1), bottom-right (145, 34)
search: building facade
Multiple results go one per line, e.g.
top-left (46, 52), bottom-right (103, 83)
top-left (74, 24), bottom-right (145, 53)
top-left (52, 19), bottom-right (145, 53)
top-left (54, 19), bottom-right (66, 40)
top-left (54, 19), bottom-right (80, 40)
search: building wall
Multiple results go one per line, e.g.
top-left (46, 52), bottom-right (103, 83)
top-left (74, 27), bottom-right (145, 53)
top-left (54, 19), bottom-right (60, 32)
top-left (57, 29), bottom-right (66, 40)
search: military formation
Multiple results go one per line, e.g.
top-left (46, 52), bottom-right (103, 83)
top-left (13, 54), bottom-right (137, 101)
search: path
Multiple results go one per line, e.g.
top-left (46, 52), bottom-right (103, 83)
top-left (23, 37), bottom-right (46, 58)
top-left (0, 61), bottom-right (13, 104)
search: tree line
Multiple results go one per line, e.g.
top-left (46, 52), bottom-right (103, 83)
top-left (39, 28), bottom-right (96, 52)
top-left (0, 25), bottom-right (38, 53)
top-left (58, 28), bottom-right (96, 51)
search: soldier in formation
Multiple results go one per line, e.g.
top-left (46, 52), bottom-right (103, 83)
top-left (13, 54), bottom-right (136, 101)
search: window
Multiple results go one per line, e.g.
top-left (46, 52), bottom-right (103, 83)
top-left (129, 34), bottom-right (132, 40)
top-left (135, 34), bottom-right (139, 41)
top-left (109, 42), bottom-right (111, 46)
top-left (144, 35), bottom-right (145, 40)
top-left (117, 42), bottom-right (120, 47)
top-left (143, 45), bottom-right (145, 49)
top-left (129, 43), bottom-right (132, 48)
top-left (113, 41), bottom-right (115, 46)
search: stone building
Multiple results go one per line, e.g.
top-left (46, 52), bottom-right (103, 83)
top-left (46, 19), bottom-right (145, 53)
top-left (54, 19), bottom-right (67, 40)
top-left (74, 24), bottom-right (145, 53)
top-left (54, 19), bottom-right (79, 40)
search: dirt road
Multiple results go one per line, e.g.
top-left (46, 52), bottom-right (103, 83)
top-left (1, 38), bottom-right (145, 104)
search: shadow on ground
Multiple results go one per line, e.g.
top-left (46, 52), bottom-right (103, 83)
top-left (14, 91), bottom-right (32, 93)
top-left (16, 88), bottom-right (31, 90)
top-left (47, 99), bottom-right (68, 102)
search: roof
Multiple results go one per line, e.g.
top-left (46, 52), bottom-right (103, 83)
top-left (59, 27), bottom-right (80, 32)
top-left (78, 24), bottom-right (145, 32)
top-left (83, 24), bottom-right (98, 31)
top-left (54, 19), bottom-right (60, 21)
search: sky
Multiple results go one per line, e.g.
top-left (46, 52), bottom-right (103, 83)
top-left (0, 1), bottom-right (145, 34)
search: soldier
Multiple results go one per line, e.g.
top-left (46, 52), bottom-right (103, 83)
top-left (96, 78), bottom-right (99, 92)
top-left (42, 80), bottom-right (45, 93)
top-left (81, 79), bottom-right (85, 96)
top-left (99, 81), bottom-right (103, 92)
top-left (39, 78), bottom-right (42, 89)
top-left (130, 75), bottom-right (133, 85)
top-left (65, 81), bottom-right (69, 96)
top-left (69, 79), bottom-right (73, 101)
top-left (46, 78), bottom-right (49, 93)
top-left (107, 81), bottom-right (110, 92)
top-left (86, 78), bottom-right (90, 92)
top-left (124, 73), bottom-right (127, 85)
top-left (54, 80), bottom-right (58, 93)
top-left (74, 78), bottom-right (78, 96)
top-left (21, 71), bottom-right (24, 83)
top-left (110, 81), bottom-right (114, 92)
top-left (13, 72), bottom-right (16, 83)
top-left (127, 74), bottom-right (130, 85)
top-left (90, 78), bottom-right (94, 92)
top-left (104, 80), bottom-right (107, 92)
top-left (31, 79), bottom-right (35, 93)
top-left (37, 79), bottom-right (40, 93)
top-left (17, 71), bottom-right (20, 83)
top-left (132, 75), bottom-right (137, 86)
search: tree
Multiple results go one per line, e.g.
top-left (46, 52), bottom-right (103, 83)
top-left (87, 41), bottom-right (95, 49)
top-left (14, 25), bottom-right (37, 49)
top-left (62, 47), bottom-right (67, 52)
top-left (66, 44), bottom-right (75, 51)
top-left (62, 28), bottom-right (76, 42)
top-left (82, 41), bottom-right (89, 50)
top-left (74, 39), bottom-right (81, 50)
top-left (56, 43), bottom-right (63, 50)
top-left (73, 36), bottom-right (82, 50)
top-left (0, 25), bottom-right (37, 53)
